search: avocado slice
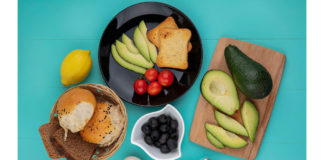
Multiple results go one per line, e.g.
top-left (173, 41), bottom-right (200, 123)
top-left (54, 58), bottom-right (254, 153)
top-left (200, 70), bottom-right (240, 115)
top-left (205, 123), bottom-right (248, 149)
top-left (111, 44), bottom-right (146, 74)
top-left (241, 100), bottom-right (259, 142)
top-left (206, 131), bottom-right (224, 149)
top-left (138, 20), bottom-right (158, 63)
top-left (225, 45), bottom-right (273, 99)
top-left (122, 34), bottom-right (140, 54)
top-left (115, 40), bottom-right (153, 69)
top-left (214, 110), bottom-right (248, 137)
top-left (133, 27), bottom-right (150, 61)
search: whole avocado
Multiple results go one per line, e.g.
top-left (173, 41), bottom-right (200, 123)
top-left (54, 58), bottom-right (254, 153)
top-left (225, 45), bottom-right (273, 99)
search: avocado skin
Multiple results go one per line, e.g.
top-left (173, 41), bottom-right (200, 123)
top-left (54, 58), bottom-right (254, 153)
top-left (225, 45), bottom-right (273, 99)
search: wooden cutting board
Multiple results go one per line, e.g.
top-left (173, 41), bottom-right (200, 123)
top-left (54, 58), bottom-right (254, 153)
top-left (189, 37), bottom-right (286, 160)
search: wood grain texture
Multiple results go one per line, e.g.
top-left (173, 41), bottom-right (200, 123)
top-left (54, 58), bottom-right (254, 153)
top-left (189, 37), bottom-right (286, 160)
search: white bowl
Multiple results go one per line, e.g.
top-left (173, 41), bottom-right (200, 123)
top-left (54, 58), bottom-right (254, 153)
top-left (131, 104), bottom-right (184, 160)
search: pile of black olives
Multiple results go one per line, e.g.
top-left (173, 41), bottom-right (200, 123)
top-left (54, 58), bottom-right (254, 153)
top-left (141, 114), bottom-right (179, 153)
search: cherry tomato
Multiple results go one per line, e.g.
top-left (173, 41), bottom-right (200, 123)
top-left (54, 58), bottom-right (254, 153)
top-left (133, 79), bottom-right (147, 95)
top-left (145, 68), bottom-right (159, 82)
top-left (158, 70), bottom-right (174, 87)
top-left (147, 81), bottom-right (162, 96)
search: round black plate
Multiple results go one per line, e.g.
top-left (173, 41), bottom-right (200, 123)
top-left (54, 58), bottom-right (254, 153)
top-left (98, 2), bottom-right (203, 107)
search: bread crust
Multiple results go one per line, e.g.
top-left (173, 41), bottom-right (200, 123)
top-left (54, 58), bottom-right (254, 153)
top-left (156, 28), bottom-right (191, 70)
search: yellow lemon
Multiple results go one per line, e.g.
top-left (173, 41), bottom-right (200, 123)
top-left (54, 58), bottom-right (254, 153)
top-left (60, 49), bottom-right (92, 86)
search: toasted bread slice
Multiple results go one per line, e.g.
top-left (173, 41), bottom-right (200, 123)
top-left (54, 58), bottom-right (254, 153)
top-left (39, 123), bottom-right (64, 159)
top-left (148, 17), bottom-right (192, 51)
top-left (156, 28), bottom-right (191, 70)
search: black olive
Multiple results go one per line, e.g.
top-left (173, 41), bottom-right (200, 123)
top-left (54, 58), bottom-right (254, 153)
top-left (170, 132), bottom-right (178, 140)
top-left (170, 120), bottom-right (178, 130)
top-left (154, 141), bottom-right (161, 148)
top-left (160, 144), bottom-right (171, 153)
top-left (151, 130), bottom-right (160, 141)
top-left (168, 128), bottom-right (177, 134)
top-left (149, 117), bottom-right (159, 129)
top-left (158, 114), bottom-right (168, 124)
top-left (165, 116), bottom-right (172, 125)
top-left (167, 139), bottom-right (178, 150)
top-left (159, 133), bottom-right (169, 144)
top-left (144, 135), bottom-right (153, 145)
top-left (141, 123), bottom-right (151, 135)
top-left (159, 124), bottom-right (170, 133)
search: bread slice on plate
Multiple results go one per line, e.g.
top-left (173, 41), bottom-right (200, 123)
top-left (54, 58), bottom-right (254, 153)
top-left (39, 123), bottom-right (64, 159)
top-left (156, 28), bottom-right (192, 70)
top-left (148, 17), bottom-right (192, 51)
top-left (52, 128), bottom-right (97, 160)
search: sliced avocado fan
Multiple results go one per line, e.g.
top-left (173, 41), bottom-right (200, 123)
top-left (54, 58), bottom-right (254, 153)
top-left (111, 44), bottom-right (146, 74)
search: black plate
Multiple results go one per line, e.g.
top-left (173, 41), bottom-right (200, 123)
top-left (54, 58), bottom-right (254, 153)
top-left (98, 2), bottom-right (203, 107)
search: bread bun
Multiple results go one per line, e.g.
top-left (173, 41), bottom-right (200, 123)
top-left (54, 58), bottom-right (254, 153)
top-left (56, 88), bottom-right (96, 139)
top-left (80, 101), bottom-right (124, 147)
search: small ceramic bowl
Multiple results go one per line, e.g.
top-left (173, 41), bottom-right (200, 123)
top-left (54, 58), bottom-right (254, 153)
top-left (131, 104), bottom-right (184, 160)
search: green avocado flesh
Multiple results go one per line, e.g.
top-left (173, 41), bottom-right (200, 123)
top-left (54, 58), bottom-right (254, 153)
top-left (241, 100), bottom-right (259, 142)
top-left (115, 40), bottom-right (153, 69)
top-left (111, 44), bottom-right (146, 74)
top-left (214, 110), bottom-right (248, 137)
top-left (122, 34), bottom-right (140, 54)
top-left (139, 20), bottom-right (157, 63)
top-left (133, 27), bottom-right (151, 61)
top-left (206, 131), bottom-right (224, 149)
top-left (201, 70), bottom-right (240, 115)
top-left (205, 123), bottom-right (248, 149)
top-left (225, 45), bottom-right (273, 99)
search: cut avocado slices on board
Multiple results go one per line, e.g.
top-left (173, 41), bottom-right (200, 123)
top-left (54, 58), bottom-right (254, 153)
top-left (138, 20), bottom-right (158, 63)
top-left (133, 27), bottom-right (151, 61)
top-left (206, 131), bottom-right (224, 149)
top-left (122, 34), bottom-right (140, 54)
top-left (115, 40), bottom-right (153, 69)
top-left (241, 100), bottom-right (259, 142)
top-left (111, 44), bottom-right (146, 74)
top-left (200, 70), bottom-right (240, 115)
top-left (225, 45), bottom-right (273, 99)
top-left (205, 123), bottom-right (248, 149)
top-left (214, 110), bottom-right (248, 137)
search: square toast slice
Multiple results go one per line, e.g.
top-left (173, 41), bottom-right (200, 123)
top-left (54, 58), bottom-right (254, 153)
top-left (39, 123), bottom-right (64, 159)
top-left (52, 128), bottom-right (97, 160)
top-left (156, 28), bottom-right (191, 70)
top-left (148, 17), bottom-right (192, 51)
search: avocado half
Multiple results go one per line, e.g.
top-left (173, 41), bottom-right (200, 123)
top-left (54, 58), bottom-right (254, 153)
top-left (200, 70), bottom-right (240, 115)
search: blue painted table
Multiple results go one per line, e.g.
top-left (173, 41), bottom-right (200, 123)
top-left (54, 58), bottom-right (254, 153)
top-left (18, 0), bottom-right (306, 159)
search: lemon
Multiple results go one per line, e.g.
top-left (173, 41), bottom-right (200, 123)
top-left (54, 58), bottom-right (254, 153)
top-left (60, 49), bottom-right (92, 86)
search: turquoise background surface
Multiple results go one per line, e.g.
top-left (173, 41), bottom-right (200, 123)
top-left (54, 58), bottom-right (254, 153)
top-left (18, 0), bottom-right (306, 159)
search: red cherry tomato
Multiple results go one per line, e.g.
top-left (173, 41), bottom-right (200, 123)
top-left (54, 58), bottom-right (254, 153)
top-left (133, 79), bottom-right (147, 95)
top-left (147, 81), bottom-right (162, 96)
top-left (145, 68), bottom-right (159, 82)
top-left (158, 70), bottom-right (174, 87)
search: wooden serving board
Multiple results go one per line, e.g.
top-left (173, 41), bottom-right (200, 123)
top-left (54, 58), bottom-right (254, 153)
top-left (189, 37), bottom-right (286, 160)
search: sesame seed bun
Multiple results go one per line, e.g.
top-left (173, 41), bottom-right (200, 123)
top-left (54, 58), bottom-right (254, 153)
top-left (80, 101), bottom-right (124, 147)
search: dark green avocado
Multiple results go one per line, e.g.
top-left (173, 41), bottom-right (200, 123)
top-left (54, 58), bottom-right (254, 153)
top-left (225, 45), bottom-right (273, 99)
